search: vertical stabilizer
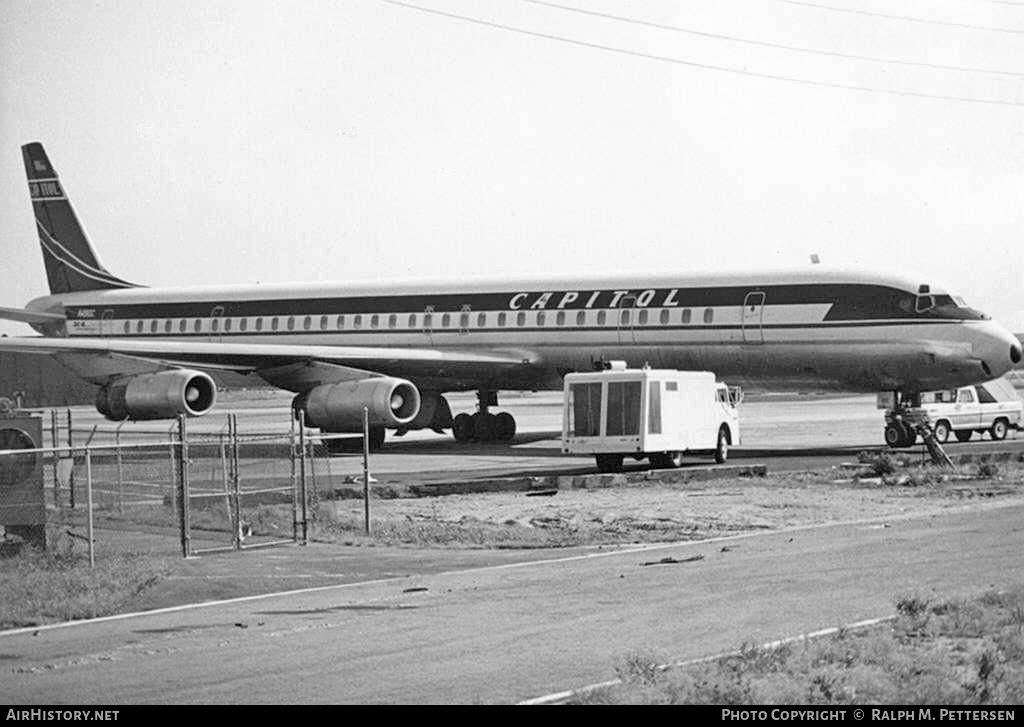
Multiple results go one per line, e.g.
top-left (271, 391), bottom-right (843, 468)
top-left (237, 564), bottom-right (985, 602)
top-left (22, 142), bottom-right (137, 294)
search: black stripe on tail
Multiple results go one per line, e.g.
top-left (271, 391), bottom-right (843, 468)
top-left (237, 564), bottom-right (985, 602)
top-left (23, 142), bottom-right (139, 294)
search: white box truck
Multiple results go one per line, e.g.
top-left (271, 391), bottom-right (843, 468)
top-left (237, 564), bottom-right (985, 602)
top-left (561, 366), bottom-right (741, 472)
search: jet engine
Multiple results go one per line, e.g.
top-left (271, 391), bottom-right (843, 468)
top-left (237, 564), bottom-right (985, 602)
top-left (95, 370), bottom-right (217, 421)
top-left (294, 378), bottom-right (420, 431)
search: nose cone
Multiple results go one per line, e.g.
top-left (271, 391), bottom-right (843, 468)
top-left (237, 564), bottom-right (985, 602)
top-left (970, 321), bottom-right (1021, 380)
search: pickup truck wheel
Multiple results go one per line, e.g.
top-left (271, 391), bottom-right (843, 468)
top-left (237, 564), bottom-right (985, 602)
top-left (990, 419), bottom-right (1008, 441)
top-left (595, 454), bottom-right (623, 473)
top-left (932, 421), bottom-right (950, 443)
top-left (954, 429), bottom-right (972, 443)
top-left (714, 428), bottom-right (729, 464)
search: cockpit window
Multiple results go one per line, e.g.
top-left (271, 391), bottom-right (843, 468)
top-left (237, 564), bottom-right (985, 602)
top-left (915, 294), bottom-right (935, 313)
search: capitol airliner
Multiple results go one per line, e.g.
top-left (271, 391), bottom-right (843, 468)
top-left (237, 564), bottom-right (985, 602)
top-left (1, 143), bottom-right (1020, 448)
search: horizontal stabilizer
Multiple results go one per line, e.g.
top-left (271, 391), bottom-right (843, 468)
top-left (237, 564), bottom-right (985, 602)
top-left (0, 306), bottom-right (67, 325)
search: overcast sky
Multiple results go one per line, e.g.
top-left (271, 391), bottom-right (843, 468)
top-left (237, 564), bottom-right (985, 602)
top-left (1, 0), bottom-right (1021, 335)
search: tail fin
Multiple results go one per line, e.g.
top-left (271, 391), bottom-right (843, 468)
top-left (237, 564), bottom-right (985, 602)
top-left (22, 142), bottom-right (138, 294)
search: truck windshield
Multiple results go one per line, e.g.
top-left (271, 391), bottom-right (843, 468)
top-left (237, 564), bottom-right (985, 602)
top-left (570, 382), bottom-right (602, 437)
top-left (607, 381), bottom-right (642, 436)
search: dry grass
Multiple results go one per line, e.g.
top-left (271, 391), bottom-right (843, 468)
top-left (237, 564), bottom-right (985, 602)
top-left (570, 586), bottom-right (1024, 704)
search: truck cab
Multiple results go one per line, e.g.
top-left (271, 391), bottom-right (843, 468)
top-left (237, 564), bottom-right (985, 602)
top-left (561, 367), bottom-right (741, 472)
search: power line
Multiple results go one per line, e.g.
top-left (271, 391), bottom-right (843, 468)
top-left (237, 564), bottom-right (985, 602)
top-left (776, 0), bottom-right (1024, 34)
top-left (383, 1), bottom-right (1024, 107)
top-left (521, 0), bottom-right (1023, 77)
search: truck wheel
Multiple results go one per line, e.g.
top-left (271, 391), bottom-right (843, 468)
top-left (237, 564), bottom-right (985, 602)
top-left (595, 454), bottom-right (623, 473)
top-left (932, 421), bottom-right (950, 444)
top-left (714, 428), bottom-right (729, 464)
top-left (955, 429), bottom-right (972, 443)
top-left (990, 419), bottom-right (1008, 441)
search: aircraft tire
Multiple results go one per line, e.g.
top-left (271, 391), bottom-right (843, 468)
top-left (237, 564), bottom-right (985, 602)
top-left (452, 413), bottom-right (473, 443)
top-left (493, 412), bottom-right (516, 441)
top-left (472, 412), bottom-right (495, 442)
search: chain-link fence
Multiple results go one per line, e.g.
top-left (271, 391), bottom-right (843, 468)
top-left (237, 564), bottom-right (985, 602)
top-left (0, 410), bottom-right (352, 563)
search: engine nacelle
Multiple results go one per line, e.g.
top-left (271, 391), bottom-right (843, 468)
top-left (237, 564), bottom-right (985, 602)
top-left (95, 370), bottom-right (217, 421)
top-left (294, 378), bottom-right (420, 431)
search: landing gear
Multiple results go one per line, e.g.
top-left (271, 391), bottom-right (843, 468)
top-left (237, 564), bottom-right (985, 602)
top-left (451, 390), bottom-right (518, 443)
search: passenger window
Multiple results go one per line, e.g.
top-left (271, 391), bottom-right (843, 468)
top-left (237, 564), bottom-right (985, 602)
top-left (682, 309), bottom-right (691, 324)
top-left (537, 311), bottom-right (546, 326)
top-left (211, 318), bottom-right (219, 333)
top-left (556, 311), bottom-right (565, 326)
top-left (660, 309), bottom-right (669, 325)
top-left (422, 314), bottom-right (431, 328)
top-left (703, 308), bottom-right (714, 324)
top-left (150, 320), bottom-right (158, 333)
top-left (320, 315), bottom-right (328, 330)
top-left (124, 321), bottom-right (130, 334)
top-left (371, 314), bottom-right (380, 329)
top-left (389, 314), bottom-right (398, 329)
top-left (516, 312), bottom-right (526, 327)
top-left (195, 319), bottom-right (203, 333)
top-left (137, 320), bottom-right (144, 333)
top-left (665, 381), bottom-right (678, 391)
top-left (620, 310), bottom-right (630, 325)
top-left (477, 312), bottom-right (487, 327)
top-left (179, 320), bottom-right (187, 333)
top-left (336, 315), bottom-right (345, 329)
top-left (164, 320), bottom-right (172, 333)
top-left (353, 315), bottom-right (362, 329)
top-left (287, 316), bottom-right (295, 331)
top-left (597, 311), bottom-right (607, 325)
top-left (224, 318), bottom-right (232, 332)
top-left (441, 313), bottom-right (450, 328)
top-left (497, 312), bottom-right (507, 327)
top-left (407, 313), bottom-right (416, 328)
top-left (239, 318), bottom-right (247, 332)
top-left (255, 318), bottom-right (263, 332)
top-left (638, 310), bottom-right (648, 325)
top-left (576, 311), bottom-right (586, 326)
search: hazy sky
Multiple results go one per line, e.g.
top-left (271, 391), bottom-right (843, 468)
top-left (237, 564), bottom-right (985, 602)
top-left (1, 0), bottom-right (1021, 334)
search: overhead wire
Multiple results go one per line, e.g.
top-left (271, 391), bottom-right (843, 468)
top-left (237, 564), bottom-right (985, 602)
top-left (775, 0), bottom-right (1024, 34)
top-left (521, 0), bottom-right (1024, 77)
top-left (382, 0), bottom-right (1024, 107)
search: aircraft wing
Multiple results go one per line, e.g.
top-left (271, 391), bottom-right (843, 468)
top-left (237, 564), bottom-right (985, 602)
top-left (0, 335), bottom-right (540, 390)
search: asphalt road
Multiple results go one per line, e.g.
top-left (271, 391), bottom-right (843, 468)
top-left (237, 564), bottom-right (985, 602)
top-left (3, 501), bottom-right (1022, 704)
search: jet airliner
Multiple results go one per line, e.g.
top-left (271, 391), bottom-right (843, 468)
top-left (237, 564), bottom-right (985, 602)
top-left (2, 143), bottom-right (1020, 450)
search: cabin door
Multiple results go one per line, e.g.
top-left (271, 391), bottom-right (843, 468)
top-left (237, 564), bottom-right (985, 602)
top-left (210, 306), bottom-right (225, 342)
top-left (100, 309), bottom-right (115, 336)
top-left (741, 291), bottom-right (765, 343)
top-left (616, 295), bottom-right (638, 346)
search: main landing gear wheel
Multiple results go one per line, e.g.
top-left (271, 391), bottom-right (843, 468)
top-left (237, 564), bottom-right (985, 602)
top-left (493, 412), bottom-right (516, 442)
top-left (472, 412), bottom-right (495, 442)
top-left (452, 413), bottom-right (473, 443)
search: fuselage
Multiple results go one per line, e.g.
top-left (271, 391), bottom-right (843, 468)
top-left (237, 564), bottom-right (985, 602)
top-left (27, 266), bottom-right (1022, 394)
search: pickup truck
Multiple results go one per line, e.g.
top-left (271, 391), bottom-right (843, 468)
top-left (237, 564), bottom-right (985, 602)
top-left (890, 378), bottom-right (1023, 444)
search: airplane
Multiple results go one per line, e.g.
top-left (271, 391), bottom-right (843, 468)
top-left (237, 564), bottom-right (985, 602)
top-left (1, 142), bottom-right (1020, 451)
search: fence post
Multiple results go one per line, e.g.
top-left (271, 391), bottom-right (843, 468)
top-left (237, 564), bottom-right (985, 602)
top-left (168, 428), bottom-right (177, 511)
top-left (115, 422), bottom-right (124, 513)
top-left (50, 409), bottom-right (60, 507)
top-left (85, 448), bottom-right (95, 569)
top-left (67, 408), bottom-right (75, 510)
top-left (363, 407), bottom-right (370, 536)
top-left (177, 415), bottom-right (191, 558)
top-left (290, 413), bottom-right (298, 543)
top-left (298, 410), bottom-right (309, 545)
top-left (231, 414), bottom-right (242, 550)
